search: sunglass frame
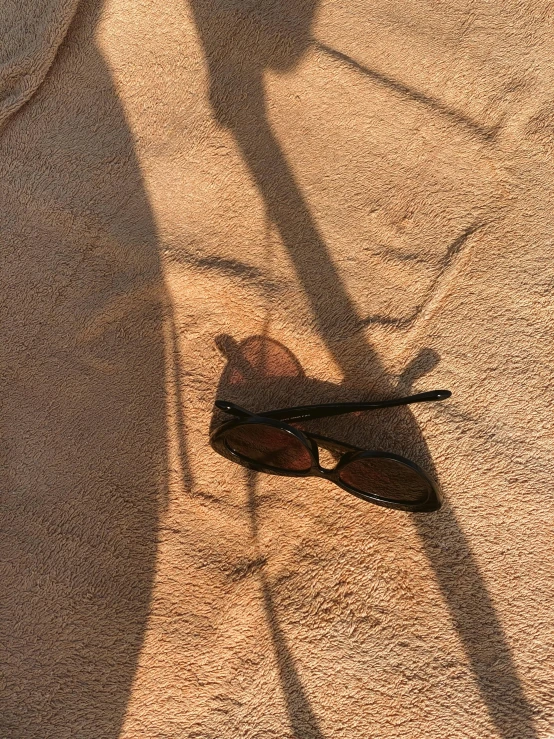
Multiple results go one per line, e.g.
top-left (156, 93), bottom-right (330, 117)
top-left (210, 414), bottom-right (442, 512)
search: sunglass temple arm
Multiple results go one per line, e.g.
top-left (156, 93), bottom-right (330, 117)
top-left (216, 390), bottom-right (451, 422)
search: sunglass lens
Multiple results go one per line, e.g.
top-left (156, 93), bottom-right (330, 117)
top-left (224, 424), bottom-right (312, 471)
top-left (339, 457), bottom-right (430, 503)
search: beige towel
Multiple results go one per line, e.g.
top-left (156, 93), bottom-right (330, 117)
top-left (1, 1), bottom-right (552, 737)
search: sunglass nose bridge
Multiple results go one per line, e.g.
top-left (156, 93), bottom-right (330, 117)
top-left (316, 444), bottom-right (341, 472)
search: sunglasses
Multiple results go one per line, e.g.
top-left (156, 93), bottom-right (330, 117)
top-left (210, 389), bottom-right (451, 512)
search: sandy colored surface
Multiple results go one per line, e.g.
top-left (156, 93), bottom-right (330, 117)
top-left (1, 1), bottom-right (553, 737)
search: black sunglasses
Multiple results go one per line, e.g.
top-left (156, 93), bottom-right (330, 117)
top-left (210, 389), bottom-right (451, 512)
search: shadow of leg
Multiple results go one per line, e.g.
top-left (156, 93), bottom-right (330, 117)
top-left (191, 2), bottom-right (538, 735)
top-left (415, 512), bottom-right (538, 738)
top-left (0, 1), bottom-right (185, 735)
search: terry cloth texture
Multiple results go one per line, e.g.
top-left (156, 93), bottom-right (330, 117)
top-left (1, 1), bottom-right (553, 738)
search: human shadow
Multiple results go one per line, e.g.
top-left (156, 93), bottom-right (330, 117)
top-left (0, 1), bottom-right (186, 737)
top-left (190, 1), bottom-right (539, 736)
